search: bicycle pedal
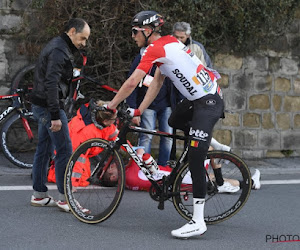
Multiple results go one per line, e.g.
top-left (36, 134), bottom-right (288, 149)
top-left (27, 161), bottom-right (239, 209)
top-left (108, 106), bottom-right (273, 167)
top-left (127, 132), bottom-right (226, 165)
top-left (158, 202), bottom-right (164, 210)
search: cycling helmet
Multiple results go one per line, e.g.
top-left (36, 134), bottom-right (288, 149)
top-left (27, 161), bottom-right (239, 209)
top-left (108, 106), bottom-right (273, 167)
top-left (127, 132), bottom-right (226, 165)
top-left (131, 10), bottom-right (164, 29)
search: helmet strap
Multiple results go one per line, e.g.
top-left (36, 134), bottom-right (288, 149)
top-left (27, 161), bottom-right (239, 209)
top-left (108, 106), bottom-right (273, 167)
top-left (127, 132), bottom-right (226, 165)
top-left (142, 29), bottom-right (154, 47)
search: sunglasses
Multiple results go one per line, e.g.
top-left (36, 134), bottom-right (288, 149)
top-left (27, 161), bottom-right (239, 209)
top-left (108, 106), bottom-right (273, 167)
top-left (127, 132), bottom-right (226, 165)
top-left (131, 27), bottom-right (151, 35)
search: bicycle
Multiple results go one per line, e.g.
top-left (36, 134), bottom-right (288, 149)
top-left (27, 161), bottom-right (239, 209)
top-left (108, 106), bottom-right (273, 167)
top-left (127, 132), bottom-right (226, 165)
top-left (0, 88), bottom-right (38, 168)
top-left (4, 53), bottom-right (118, 168)
top-left (64, 104), bottom-right (252, 225)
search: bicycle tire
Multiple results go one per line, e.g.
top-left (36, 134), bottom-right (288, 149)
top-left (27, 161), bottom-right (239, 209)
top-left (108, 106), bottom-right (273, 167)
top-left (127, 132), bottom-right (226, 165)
top-left (10, 64), bottom-right (35, 111)
top-left (172, 150), bottom-right (251, 225)
top-left (64, 138), bottom-right (125, 224)
top-left (0, 112), bottom-right (38, 168)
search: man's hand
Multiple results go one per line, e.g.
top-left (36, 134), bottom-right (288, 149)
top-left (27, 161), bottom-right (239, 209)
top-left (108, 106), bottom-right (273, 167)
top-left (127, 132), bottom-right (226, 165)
top-left (103, 104), bottom-right (117, 114)
top-left (50, 119), bottom-right (62, 132)
top-left (131, 116), bottom-right (141, 126)
top-left (126, 108), bottom-right (141, 117)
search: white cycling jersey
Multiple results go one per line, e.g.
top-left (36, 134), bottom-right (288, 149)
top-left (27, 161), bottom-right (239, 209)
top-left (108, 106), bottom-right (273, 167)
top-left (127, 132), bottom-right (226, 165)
top-left (137, 35), bottom-right (220, 101)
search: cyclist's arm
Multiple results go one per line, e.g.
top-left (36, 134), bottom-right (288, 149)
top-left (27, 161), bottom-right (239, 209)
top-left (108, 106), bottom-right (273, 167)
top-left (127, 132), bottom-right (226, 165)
top-left (138, 67), bottom-right (165, 114)
top-left (108, 69), bottom-right (146, 109)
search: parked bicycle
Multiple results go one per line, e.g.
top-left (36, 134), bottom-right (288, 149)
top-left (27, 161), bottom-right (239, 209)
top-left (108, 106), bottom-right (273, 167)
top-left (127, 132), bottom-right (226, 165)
top-left (64, 104), bottom-right (252, 225)
top-left (0, 88), bottom-right (38, 168)
top-left (4, 53), bottom-right (117, 168)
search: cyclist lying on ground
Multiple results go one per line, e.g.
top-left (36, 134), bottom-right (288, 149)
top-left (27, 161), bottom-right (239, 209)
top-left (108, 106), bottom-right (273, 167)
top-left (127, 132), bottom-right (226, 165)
top-left (49, 100), bottom-right (260, 191)
top-left (125, 147), bottom-right (261, 192)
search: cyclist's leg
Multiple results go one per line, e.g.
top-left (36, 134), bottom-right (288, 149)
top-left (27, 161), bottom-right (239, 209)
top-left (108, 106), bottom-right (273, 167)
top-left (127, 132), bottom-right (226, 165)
top-left (168, 99), bottom-right (193, 133)
top-left (172, 93), bottom-right (224, 238)
top-left (157, 107), bottom-right (172, 166)
top-left (139, 109), bottom-right (156, 154)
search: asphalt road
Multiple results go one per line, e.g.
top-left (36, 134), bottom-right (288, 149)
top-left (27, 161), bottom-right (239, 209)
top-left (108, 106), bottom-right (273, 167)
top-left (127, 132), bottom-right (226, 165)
top-left (0, 154), bottom-right (299, 250)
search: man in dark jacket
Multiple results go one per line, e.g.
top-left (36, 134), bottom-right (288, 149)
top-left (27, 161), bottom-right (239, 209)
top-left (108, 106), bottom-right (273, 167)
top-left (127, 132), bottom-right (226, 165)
top-left (30, 18), bottom-right (90, 212)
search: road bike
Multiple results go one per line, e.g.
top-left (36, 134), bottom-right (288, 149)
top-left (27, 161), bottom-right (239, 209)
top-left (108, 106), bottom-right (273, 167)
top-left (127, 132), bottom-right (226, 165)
top-left (64, 104), bottom-right (252, 225)
top-left (4, 53), bottom-right (117, 168)
top-left (0, 88), bottom-right (38, 168)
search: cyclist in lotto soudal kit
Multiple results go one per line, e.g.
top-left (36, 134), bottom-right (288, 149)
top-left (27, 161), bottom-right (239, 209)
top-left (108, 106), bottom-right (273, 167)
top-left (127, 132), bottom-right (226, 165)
top-left (107, 10), bottom-right (224, 238)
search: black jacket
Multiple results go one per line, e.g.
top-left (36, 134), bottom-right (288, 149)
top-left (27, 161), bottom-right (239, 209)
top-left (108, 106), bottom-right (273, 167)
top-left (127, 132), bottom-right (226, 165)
top-left (31, 33), bottom-right (77, 120)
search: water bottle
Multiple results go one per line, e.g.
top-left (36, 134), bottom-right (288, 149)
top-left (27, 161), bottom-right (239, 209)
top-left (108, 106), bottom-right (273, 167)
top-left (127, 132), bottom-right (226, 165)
top-left (142, 153), bottom-right (159, 174)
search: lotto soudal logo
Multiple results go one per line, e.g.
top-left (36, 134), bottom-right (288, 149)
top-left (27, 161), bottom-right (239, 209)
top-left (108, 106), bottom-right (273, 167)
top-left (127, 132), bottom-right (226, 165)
top-left (266, 234), bottom-right (300, 243)
top-left (172, 69), bottom-right (197, 96)
top-left (189, 128), bottom-right (208, 140)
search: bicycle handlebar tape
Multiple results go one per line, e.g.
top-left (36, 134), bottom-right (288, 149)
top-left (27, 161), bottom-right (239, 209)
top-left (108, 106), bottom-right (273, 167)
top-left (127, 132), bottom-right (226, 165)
top-left (126, 108), bottom-right (141, 117)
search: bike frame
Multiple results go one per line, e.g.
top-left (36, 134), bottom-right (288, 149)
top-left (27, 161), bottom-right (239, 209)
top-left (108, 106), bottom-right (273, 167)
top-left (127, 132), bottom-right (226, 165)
top-left (0, 92), bottom-right (33, 140)
top-left (89, 116), bottom-right (190, 209)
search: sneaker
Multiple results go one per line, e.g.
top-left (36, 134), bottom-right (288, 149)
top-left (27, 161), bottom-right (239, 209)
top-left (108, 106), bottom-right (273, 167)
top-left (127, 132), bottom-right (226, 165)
top-left (219, 144), bottom-right (231, 152)
top-left (217, 181), bottom-right (240, 193)
top-left (75, 200), bottom-right (90, 214)
top-left (171, 220), bottom-right (207, 238)
top-left (31, 195), bottom-right (57, 207)
top-left (252, 169), bottom-right (261, 190)
top-left (57, 201), bottom-right (70, 212)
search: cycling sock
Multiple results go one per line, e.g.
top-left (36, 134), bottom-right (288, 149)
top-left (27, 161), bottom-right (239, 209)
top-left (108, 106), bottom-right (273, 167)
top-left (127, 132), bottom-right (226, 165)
top-left (192, 198), bottom-right (206, 223)
top-left (213, 168), bottom-right (224, 186)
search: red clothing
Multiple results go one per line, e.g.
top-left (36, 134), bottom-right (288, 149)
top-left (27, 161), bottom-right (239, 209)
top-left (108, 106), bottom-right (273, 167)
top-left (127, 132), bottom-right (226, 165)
top-left (125, 159), bottom-right (173, 191)
top-left (125, 159), bottom-right (211, 191)
top-left (48, 103), bottom-right (118, 186)
top-left (68, 104), bottom-right (118, 151)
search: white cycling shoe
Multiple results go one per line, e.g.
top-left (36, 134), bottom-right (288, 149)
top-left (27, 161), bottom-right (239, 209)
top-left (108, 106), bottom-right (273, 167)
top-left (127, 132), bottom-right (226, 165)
top-left (171, 220), bottom-right (207, 239)
top-left (218, 181), bottom-right (240, 193)
top-left (171, 198), bottom-right (207, 239)
top-left (252, 169), bottom-right (261, 190)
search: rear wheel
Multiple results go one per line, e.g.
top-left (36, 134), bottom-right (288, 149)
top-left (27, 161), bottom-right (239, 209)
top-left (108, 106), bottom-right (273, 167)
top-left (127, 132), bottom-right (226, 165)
top-left (172, 151), bottom-right (251, 225)
top-left (64, 138), bottom-right (125, 224)
top-left (10, 64), bottom-right (35, 111)
top-left (0, 113), bottom-right (38, 168)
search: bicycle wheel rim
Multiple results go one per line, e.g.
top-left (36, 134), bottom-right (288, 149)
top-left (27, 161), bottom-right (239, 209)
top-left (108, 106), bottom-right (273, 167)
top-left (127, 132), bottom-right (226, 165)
top-left (64, 139), bottom-right (125, 224)
top-left (10, 64), bottom-right (35, 111)
top-left (172, 151), bottom-right (251, 225)
top-left (0, 113), bottom-right (38, 168)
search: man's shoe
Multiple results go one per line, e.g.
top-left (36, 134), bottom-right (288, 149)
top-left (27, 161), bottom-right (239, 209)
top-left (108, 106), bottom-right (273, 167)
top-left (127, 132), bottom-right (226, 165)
top-left (75, 200), bottom-right (90, 214)
top-left (217, 181), bottom-right (240, 193)
top-left (252, 169), bottom-right (261, 190)
top-left (171, 220), bottom-right (207, 239)
top-left (219, 144), bottom-right (231, 152)
top-left (31, 195), bottom-right (57, 207)
top-left (57, 201), bottom-right (70, 212)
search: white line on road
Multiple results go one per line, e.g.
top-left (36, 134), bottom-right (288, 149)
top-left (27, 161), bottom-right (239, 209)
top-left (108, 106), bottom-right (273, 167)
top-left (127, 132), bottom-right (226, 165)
top-left (261, 180), bottom-right (300, 185)
top-left (0, 180), bottom-right (299, 191)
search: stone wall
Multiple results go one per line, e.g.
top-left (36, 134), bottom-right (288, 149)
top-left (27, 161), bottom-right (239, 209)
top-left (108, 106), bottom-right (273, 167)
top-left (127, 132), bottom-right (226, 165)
top-left (213, 16), bottom-right (300, 158)
top-left (0, 1), bottom-right (299, 159)
top-left (0, 0), bottom-right (32, 94)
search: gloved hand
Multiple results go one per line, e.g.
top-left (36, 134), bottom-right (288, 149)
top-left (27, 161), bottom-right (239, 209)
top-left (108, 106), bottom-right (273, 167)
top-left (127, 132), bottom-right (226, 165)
top-left (126, 108), bottom-right (141, 117)
top-left (103, 104), bottom-right (117, 114)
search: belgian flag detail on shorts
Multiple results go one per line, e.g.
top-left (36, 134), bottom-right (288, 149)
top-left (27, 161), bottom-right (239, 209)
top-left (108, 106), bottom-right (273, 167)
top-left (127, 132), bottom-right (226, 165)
top-left (190, 140), bottom-right (199, 147)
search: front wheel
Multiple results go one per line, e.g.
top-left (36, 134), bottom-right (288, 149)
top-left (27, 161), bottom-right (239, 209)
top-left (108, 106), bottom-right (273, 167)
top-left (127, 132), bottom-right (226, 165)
top-left (64, 138), bottom-right (125, 224)
top-left (172, 150), bottom-right (251, 225)
top-left (0, 113), bottom-right (38, 168)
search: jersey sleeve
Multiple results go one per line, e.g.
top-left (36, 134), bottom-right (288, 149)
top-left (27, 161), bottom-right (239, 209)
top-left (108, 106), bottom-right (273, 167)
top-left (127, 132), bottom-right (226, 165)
top-left (136, 43), bottom-right (165, 73)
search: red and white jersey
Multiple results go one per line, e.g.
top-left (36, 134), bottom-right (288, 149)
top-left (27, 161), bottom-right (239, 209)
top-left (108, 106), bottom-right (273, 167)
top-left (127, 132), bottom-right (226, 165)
top-left (137, 35), bottom-right (220, 101)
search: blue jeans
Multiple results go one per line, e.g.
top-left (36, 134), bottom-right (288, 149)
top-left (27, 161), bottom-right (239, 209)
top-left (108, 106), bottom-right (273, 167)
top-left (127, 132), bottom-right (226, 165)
top-left (139, 107), bottom-right (173, 166)
top-left (32, 105), bottom-right (72, 200)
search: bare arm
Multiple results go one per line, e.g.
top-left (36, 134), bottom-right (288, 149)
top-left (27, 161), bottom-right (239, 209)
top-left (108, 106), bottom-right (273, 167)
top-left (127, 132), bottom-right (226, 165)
top-left (138, 67), bottom-right (165, 113)
top-left (108, 69), bottom-right (146, 109)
